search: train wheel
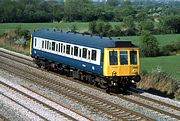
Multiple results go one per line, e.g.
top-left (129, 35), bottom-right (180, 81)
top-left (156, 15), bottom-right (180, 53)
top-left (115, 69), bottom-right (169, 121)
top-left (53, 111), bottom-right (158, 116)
top-left (98, 79), bottom-right (108, 89)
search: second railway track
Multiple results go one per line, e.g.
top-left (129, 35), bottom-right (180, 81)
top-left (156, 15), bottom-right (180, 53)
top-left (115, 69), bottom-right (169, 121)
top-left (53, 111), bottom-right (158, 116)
top-left (0, 48), bottom-right (180, 120)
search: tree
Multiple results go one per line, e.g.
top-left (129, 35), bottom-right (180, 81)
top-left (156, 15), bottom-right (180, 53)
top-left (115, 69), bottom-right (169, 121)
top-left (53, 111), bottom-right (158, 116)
top-left (64, 0), bottom-right (92, 21)
top-left (140, 32), bottom-right (160, 57)
top-left (106, 0), bottom-right (119, 7)
top-left (140, 19), bottom-right (154, 33)
top-left (162, 16), bottom-right (180, 34)
top-left (89, 21), bottom-right (97, 34)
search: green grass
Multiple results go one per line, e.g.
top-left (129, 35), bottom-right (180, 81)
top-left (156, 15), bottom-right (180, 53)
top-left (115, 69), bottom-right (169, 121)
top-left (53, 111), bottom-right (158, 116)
top-left (0, 22), bottom-right (90, 34)
top-left (141, 55), bottom-right (180, 80)
top-left (118, 34), bottom-right (180, 46)
top-left (0, 22), bottom-right (123, 35)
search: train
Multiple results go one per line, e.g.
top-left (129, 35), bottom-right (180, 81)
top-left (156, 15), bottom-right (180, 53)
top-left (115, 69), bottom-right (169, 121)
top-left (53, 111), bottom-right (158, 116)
top-left (30, 29), bottom-right (141, 90)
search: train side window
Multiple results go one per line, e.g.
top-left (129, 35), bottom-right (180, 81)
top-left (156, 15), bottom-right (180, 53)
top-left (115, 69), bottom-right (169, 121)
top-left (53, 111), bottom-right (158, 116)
top-left (88, 50), bottom-right (91, 60)
top-left (34, 38), bottom-right (37, 47)
top-left (82, 48), bottom-right (87, 59)
top-left (71, 47), bottom-right (73, 55)
top-left (120, 51), bottom-right (128, 65)
top-left (45, 41), bottom-right (47, 49)
top-left (109, 51), bottom-right (118, 65)
top-left (63, 45), bottom-right (66, 53)
top-left (79, 48), bottom-right (82, 57)
top-left (52, 42), bottom-right (55, 51)
top-left (74, 46), bottom-right (78, 56)
top-left (91, 50), bottom-right (97, 61)
top-left (56, 43), bottom-right (58, 51)
top-left (47, 41), bottom-right (49, 50)
top-left (61, 43), bottom-right (63, 53)
top-left (58, 43), bottom-right (61, 52)
top-left (66, 45), bottom-right (70, 54)
top-left (49, 42), bottom-right (51, 50)
top-left (42, 41), bottom-right (44, 49)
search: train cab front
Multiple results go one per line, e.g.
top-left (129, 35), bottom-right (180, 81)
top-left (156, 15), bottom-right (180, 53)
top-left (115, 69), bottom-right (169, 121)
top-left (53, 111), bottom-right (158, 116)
top-left (103, 48), bottom-right (141, 87)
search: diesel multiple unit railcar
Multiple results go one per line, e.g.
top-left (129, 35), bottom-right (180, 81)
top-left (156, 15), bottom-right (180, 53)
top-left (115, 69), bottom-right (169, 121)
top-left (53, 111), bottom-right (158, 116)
top-left (30, 29), bottom-right (141, 89)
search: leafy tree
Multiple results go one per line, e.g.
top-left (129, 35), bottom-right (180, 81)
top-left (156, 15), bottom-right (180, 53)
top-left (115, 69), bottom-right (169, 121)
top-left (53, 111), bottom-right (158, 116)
top-left (106, 0), bottom-right (119, 7)
top-left (140, 32), bottom-right (160, 57)
top-left (140, 19), bottom-right (154, 32)
top-left (70, 24), bottom-right (77, 32)
top-left (162, 16), bottom-right (180, 34)
top-left (89, 21), bottom-right (97, 34)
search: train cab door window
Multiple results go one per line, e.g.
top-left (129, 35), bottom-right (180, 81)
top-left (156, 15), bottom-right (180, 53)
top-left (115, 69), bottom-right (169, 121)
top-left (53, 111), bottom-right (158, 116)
top-left (130, 51), bottom-right (137, 65)
top-left (66, 45), bottom-right (70, 54)
top-left (34, 38), bottom-right (37, 47)
top-left (42, 41), bottom-right (44, 49)
top-left (120, 51), bottom-right (128, 65)
top-left (52, 42), bottom-right (55, 51)
top-left (74, 46), bottom-right (78, 56)
top-left (91, 50), bottom-right (97, 61)
top-left (109, 51), bottom-right (118, 65)
top-left (82, 48), bottom-right (87, 59)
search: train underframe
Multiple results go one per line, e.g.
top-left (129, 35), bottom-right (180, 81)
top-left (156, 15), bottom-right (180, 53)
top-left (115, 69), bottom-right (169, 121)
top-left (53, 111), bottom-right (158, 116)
top-left (34, 57), bottom-right (140, 91)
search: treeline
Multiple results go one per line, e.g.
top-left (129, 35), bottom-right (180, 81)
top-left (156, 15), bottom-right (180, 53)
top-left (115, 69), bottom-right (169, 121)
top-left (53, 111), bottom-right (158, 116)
top-left (0, 0), bottom-right (180, 35)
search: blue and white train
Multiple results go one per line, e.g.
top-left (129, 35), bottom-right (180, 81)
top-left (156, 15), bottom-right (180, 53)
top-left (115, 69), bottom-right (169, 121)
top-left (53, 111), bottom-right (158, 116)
top-left (30, 29), bottom-right (141, 89)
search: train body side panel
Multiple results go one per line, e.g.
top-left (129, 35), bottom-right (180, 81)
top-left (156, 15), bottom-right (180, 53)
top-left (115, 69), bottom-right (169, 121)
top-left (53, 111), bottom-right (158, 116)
top-left (32, 48), bottom-right (103, 76)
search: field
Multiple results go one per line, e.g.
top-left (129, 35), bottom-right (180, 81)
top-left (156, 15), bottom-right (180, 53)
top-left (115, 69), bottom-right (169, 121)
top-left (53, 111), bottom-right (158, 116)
top-left (0, 22), bottom-right (123, 35)
top-left (117, 34), bottom-right (180, 46)
top-left (141, 55), bottom-right (180, 80)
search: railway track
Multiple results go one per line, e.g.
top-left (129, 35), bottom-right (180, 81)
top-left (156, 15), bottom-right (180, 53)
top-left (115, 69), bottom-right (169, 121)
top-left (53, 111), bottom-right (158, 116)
top-left (0, 48), bottom-right (180, 120)
top-left (0, 49), bottom-right (153, 120)
top-left (0, 79), bottom-right (90, 121)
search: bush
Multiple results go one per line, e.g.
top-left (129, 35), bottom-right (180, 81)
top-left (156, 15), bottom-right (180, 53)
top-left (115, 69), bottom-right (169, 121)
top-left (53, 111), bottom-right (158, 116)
top-left (138, 67), bottom-right (179, 99)
top-left (160, 41), bottom-right (180, 56)
top-left (140, 32), bottom-right (160, 57)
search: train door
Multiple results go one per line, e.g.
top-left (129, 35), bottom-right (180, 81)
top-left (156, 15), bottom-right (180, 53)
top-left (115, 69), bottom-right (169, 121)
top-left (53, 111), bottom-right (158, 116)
top-left (119, 50), bottom-right (129, 75)
top-left (103, 48), bottom-right (119, 76)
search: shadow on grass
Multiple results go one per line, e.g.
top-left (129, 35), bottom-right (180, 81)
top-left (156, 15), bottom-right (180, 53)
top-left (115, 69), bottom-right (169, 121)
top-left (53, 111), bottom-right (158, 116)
top-left (144, 88), bottom-right (175, 99)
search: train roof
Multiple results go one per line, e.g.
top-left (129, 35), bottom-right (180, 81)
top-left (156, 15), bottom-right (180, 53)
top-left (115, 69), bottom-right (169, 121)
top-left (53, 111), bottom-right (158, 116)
top-left (32, 29), bottom-right (137, 49)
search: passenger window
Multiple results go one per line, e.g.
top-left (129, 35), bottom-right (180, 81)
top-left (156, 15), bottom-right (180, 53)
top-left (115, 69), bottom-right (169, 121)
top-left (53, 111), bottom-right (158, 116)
top-left (45, 41), bottom-right (47, 49)
top-left (130, 51), bottom-right (137, 65)
top-left (82, 48), bottom-right (87, 59)
top-left (74, 46), bottom-right (78, 56)
top-left (79, 48), bottom-right (82, 57)
top-left (88, 50), bottom-right (91, 59)
top-left (61, 43), bottom-right (63, 53)
top-left (120, 51), bottom-right (128, 65)
top-left (109, 51), bottom-right (118, 65)
top-left (59, 43), bottom-right (61, 52)
top-left (63, 45), bottom-right (66, 53)
top-left (49, 42), bottom-right (52, 50)
top-left (47, 41), bottom-right (49, 50)
top-left (34, 38), bottom-right (37, 47)
top-left (56, 44), bottom-right (58, 51)
top-left (52, 42), bottom-right (55, 51)
top-left (91, 50), bottom-right (97, 61)
top-left (71, 47), bottom-right (73, 55)
top-left (42, 41), bottom-right (44, 49)
top-left (66, 45), bottom-right (70, 54)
